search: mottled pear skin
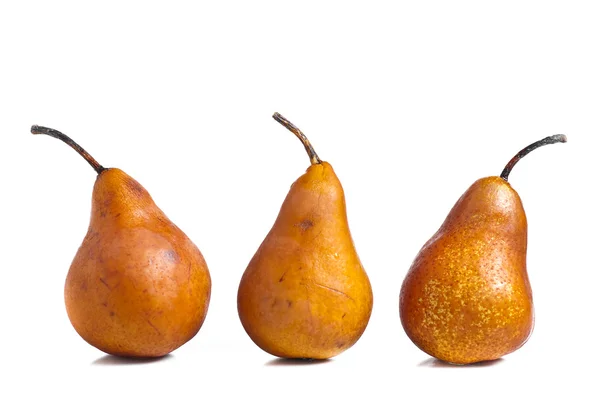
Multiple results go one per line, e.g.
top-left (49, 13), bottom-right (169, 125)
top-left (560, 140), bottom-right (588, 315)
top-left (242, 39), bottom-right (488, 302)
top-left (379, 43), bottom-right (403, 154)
top-left (238, 162), bottom-right (373, 359)
top-left (400, 177), bottom-right (533, 365)
top-left (65, 168), bottom-right (211, 357)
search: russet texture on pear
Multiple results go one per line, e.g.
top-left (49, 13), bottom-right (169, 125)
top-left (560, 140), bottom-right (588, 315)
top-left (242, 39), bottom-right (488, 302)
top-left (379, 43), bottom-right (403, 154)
top-left (400, 177), bottom-right (533, 364)
top-left (65, 168), bottom-right (211, 357)
top-left (400, 134), bottom-right (566, 365)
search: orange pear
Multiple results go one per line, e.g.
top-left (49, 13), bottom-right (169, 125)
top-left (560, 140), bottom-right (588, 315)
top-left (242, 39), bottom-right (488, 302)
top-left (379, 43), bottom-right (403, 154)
top-left (400, 135), bottom-right (566, 364)
top-left (237, 113), bottom-right (373, 359)
top-left (32, 126), bottom-right (211, 357)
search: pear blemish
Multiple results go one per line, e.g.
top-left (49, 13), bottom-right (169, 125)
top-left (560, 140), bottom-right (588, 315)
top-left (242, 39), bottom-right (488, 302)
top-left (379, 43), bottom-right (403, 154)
top-left (400, 135), bottom-right (567, 365)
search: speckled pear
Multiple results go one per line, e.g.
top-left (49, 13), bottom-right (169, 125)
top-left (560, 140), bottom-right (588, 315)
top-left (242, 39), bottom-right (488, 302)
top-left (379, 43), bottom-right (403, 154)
top-left (237, 113), bottom-right (373, 360)
top-left (400, 135), bottom-right (567, 365)
top-left (32, 126), bottom-right (211, 358)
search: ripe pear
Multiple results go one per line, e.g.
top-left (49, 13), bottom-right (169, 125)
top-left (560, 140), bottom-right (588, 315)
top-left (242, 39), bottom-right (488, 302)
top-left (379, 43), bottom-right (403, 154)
top-left (400, 135), bottom-right (567, 365)
top-left (32, 126), bottom-right (211, 358)
top-left (237, 113), bottom-right (373, 360)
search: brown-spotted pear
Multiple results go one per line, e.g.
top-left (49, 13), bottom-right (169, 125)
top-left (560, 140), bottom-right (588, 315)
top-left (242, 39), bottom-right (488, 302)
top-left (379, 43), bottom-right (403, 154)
top-left (400, 135), bottom-right (567, 364)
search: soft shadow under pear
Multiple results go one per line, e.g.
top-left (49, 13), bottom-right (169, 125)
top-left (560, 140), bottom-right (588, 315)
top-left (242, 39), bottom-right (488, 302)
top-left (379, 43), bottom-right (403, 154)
top-left (265, 357), bottom-right (333, 367)
top-left (92, 354), bottom-right (174, 366)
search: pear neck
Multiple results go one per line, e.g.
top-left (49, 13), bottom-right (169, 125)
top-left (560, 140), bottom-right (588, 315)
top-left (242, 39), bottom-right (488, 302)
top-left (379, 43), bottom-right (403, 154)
top-left (441, 177), bottom-right (525, 232)
top-left (90, 169), bottom-right (154, 224)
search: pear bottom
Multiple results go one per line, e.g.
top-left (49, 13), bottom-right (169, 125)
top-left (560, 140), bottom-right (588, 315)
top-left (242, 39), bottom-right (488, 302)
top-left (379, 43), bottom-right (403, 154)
top-left (238, 283), bottom-right (372, 360)
top-left (65, 225), bottom-right (211, 358)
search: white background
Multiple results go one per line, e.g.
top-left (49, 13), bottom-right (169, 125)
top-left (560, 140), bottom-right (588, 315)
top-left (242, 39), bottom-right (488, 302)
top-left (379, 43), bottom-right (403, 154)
top-left (1, 1), bottom-right (598, 400)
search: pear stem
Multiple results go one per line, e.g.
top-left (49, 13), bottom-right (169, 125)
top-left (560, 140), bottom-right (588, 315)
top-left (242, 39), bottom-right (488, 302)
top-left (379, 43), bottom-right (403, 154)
top-left (31, 125), bottom-right (106, 174)
top-left (500, 134), bottom-right (567, 181)
top-left (272, 113), bottom-right (322, 165)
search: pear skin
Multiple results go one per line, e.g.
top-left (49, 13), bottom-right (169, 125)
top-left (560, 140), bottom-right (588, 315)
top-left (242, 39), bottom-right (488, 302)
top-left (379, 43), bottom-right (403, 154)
top-left (237, 114), bottom-right (373, 359)
top-left (32, 126), bottom-right (211, 357)
top-left (400, 135), bottom-right (566, 365)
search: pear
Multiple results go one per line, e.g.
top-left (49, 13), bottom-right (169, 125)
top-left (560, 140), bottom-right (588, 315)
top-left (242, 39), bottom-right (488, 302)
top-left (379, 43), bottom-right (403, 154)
top-left (400, 135), bottom-right (567, 365)
top-left (237, 113), bottom-right (373, 360)
top-left (32, 126), bottom-right (211, 358)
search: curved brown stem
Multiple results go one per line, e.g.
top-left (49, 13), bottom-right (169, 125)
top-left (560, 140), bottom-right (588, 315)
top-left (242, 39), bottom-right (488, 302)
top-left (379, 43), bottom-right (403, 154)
top-left (31, 125), bottom-right (105, 174)
top-left (272, 113), bottom-right (322, 165)
top-left (500, 134), bottom-right (567, 181)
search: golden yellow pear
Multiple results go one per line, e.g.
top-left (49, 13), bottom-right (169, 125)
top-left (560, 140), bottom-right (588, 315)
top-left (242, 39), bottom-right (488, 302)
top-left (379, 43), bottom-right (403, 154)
top-left (32, 126), bottom-right (211, 358)
top-left (400, 135), bottom-right (567, 364)
top-left (237, 113), bottom-right (373, 360)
